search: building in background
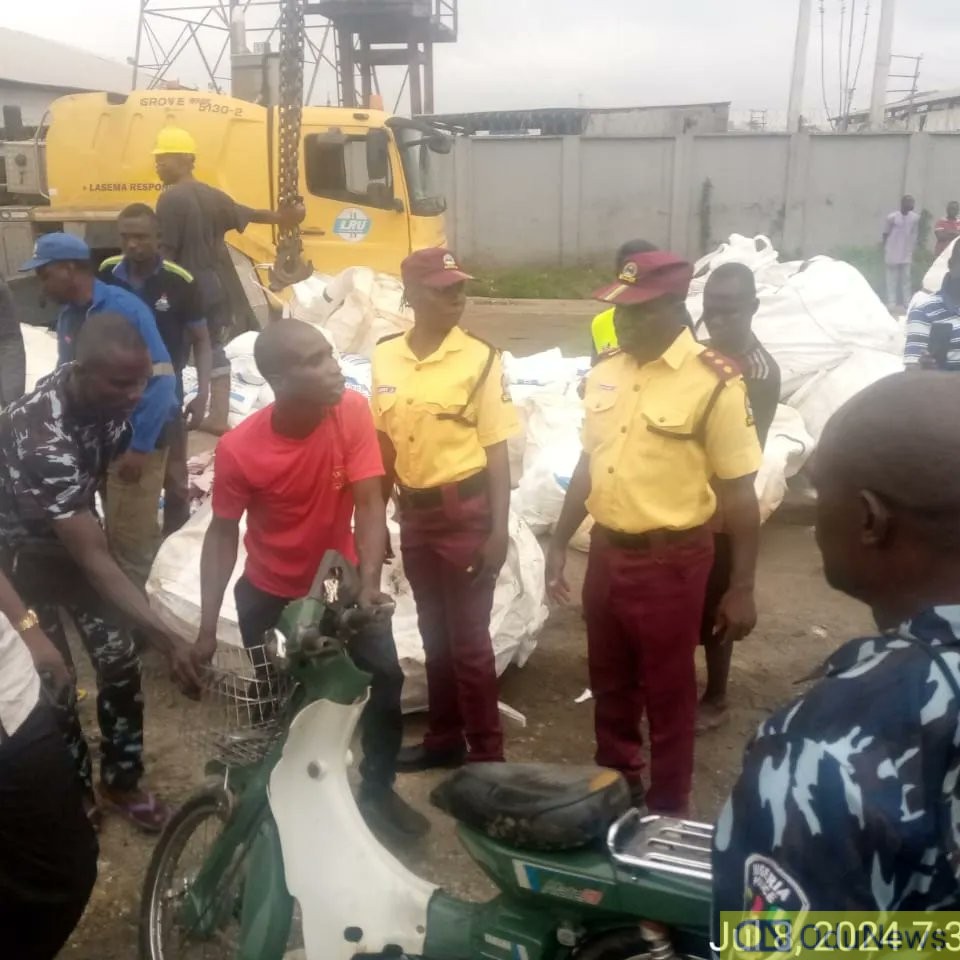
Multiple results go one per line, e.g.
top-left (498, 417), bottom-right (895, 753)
top-left (428, 102), bottom-right (730, 137)
top-left (844, 88), bottom-right (960, 133)
top-left (0, 28), bottom-right (132, 129)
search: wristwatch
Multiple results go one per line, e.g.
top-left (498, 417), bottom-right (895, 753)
top-left (16, 609), bottom-right (39, 633)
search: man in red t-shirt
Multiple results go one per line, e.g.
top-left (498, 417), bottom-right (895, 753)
top-left (193, 319), bottom-right (428, 839)
top-left (935, 201), bottom-right (960, 257)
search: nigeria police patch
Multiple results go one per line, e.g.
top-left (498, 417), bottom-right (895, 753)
top-left (743, 855), bottom-right (809, 917)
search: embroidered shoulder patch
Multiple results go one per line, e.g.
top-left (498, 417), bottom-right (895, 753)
top-left (743, 854), bottom-right (810, 917)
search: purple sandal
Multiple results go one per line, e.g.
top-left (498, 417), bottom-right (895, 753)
top-left (98, 789), bottom-right (171, 834)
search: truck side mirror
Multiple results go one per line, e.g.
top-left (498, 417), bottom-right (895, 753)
top-left (366, 129), bottom-right (390, 182)
top-left (428, 134), bottom-right (453, 155)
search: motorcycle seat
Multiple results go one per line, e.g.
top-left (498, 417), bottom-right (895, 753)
top-left (430, 762), bottom-right (632, 851)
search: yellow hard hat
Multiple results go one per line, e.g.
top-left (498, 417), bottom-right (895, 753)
top-left (152, 126), bottom-right (197, 156)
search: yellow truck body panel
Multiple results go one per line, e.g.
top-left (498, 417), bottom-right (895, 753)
top-left (44, 91), bottom-right (446, 277)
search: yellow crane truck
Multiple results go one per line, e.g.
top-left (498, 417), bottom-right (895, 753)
top-left (1, 90), bottom-right (450, 317)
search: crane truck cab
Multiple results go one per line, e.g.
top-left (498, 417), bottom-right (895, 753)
top-left (1, 90), bottom-right (450, 323)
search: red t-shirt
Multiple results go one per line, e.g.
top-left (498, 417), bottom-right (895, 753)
top-left (212, 390), bottom-right (384, 598)
top-left (935, 218), bottom-right (960, 256)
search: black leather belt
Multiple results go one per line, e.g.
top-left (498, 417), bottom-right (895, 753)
top-left (398, 470), bottom-right (488, 510)
top-left (594, 523), bottom-right (707, 551)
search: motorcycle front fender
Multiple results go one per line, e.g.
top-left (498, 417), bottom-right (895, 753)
top-left (269, 696), bottom-right (436, 960)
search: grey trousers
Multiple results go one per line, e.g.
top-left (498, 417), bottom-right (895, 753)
top-left (885, 263), bottom-right (912, 310)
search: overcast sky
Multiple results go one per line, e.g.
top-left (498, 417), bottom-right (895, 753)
top-left (5, 1), bottom-right (959, 124)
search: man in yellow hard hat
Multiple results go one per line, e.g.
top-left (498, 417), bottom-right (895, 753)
top-left (153, 126), bottom-right (304, 434)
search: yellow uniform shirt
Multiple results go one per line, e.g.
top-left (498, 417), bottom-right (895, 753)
top-left (371, 326), bottom-right (521, 489)
top-left (591, 307), bottom-right (618, 355)
top-left (582, 329), bottom-right (762, 534)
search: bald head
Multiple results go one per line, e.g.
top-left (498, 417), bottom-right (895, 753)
top-left (818, 372), bottom-right (960, 514)
top-left (76, 311), bottom-right (148, 367)
top-left (70, 312), bottom-right (151, 419)
top-left (254, 319), bottom-right (344, 412)
top-left (815, 372), bottom-right (960, 622)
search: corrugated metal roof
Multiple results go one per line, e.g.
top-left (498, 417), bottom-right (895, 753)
top-left (0, 28), bottom-right (132, 94)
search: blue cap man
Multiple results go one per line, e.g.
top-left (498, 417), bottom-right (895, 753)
top-left (19, 231), bottom-right (178, 584)
top-left (20, 232), bottom-right (92, 271)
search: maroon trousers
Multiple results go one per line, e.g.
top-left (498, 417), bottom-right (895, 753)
top-left (583, 527), bottom-right (714, 814)
top-left (400, 490), bottom-right (504, 761)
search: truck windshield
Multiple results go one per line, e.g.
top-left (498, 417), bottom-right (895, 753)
top-left (395, 127), bottom-right (447, 217)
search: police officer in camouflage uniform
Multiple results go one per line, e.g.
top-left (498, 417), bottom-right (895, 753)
top-left (714, 372), bottom-right (960, 925)
top-left (0, 313), bottom-right (200, 833)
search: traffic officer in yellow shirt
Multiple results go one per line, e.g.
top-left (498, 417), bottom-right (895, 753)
top-left (546, 250), bottom-right (762, 816)
top-left (372, 248), bottom-right (520, 769)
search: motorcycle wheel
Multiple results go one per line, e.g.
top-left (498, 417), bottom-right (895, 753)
top-left (138, 786), bottom-right (245, 960)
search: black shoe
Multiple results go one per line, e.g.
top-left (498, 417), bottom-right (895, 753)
top-left (358, 787), bottom-right (430, 840)
top-left (395, 742), bottom-right (466, 772)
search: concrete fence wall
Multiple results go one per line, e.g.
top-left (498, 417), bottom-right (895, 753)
top-left (441, 131), bottom-right (960, 266)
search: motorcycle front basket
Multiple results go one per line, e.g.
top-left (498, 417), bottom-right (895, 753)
top-left (189, 643), bottom-right (293, 768)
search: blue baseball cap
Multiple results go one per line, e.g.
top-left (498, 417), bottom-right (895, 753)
top-left (20, 232), bottom-right (92, 272)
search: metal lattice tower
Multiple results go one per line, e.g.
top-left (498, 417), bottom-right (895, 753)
top-left (133, 0), bottom-right (459, 114)
top-left (133, 1), bottom-right (338, 103)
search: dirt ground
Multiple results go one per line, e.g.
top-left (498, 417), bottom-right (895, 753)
top-left (62, 300), bottom-right (874, 958)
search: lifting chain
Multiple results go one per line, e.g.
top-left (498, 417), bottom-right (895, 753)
top-left (271, 0), bottom-right (314, 289)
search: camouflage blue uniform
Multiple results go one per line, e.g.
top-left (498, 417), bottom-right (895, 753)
top-left (0, 365), bottom-right (141, 798)
top-left (713, 606), bottom-right (960, 927)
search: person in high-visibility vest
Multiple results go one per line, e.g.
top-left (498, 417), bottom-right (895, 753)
top-left (591, 240), bottom-right (658, 361)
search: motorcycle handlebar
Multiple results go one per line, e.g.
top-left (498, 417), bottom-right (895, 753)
top-left (298, 602), bottom-right (397, 656)
top-left (341, 602), bottom-right (396, 631)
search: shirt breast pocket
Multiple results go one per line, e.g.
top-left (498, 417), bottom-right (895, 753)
top-left (586, 390), bottom-right (619, 418)
top-left (427, 388), bottom-right (473, 427)
top-left (639, 398), bottom-right (699, 442)
top-left (376, 391), bottom-right (399, 421)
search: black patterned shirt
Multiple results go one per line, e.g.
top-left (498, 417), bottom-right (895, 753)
top-left (713, 606), bottom-right (960, 933)
top-left (0, 365), bottom-right (129, 548)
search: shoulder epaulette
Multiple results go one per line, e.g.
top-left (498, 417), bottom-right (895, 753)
top-left (376, 332), bottom-right (404, 346)
top-left (462, 329), bottom-right (501, 354)
top-left (698, 348), bottom-right (741, 382)
top-left (161, 260), bottom-right (195, 283)
top-left (594, 348), bottom-right (622, 364)
top-left (99, 255), bottom-right (122, 271)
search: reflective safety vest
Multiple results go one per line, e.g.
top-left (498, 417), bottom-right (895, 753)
top-left (591, 307), bottom-right (618, 355)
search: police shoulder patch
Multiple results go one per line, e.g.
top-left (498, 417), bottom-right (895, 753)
top-left (743, 854), bottom-right (810, 916)
top-left (699, 348), bottom-right (741, 382)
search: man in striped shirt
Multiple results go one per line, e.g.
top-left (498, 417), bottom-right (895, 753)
top-left (905, 244), bottom-right (960, 371)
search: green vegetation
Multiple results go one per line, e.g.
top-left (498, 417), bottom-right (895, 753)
top-left (466, 264), bottom-right (609, 300)
top-left (466, 227), bottom-right (939, 303)
top-left (829, 244), bottom-right (936, 299)
top-left (830, 208), bottom-right (935, 298)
